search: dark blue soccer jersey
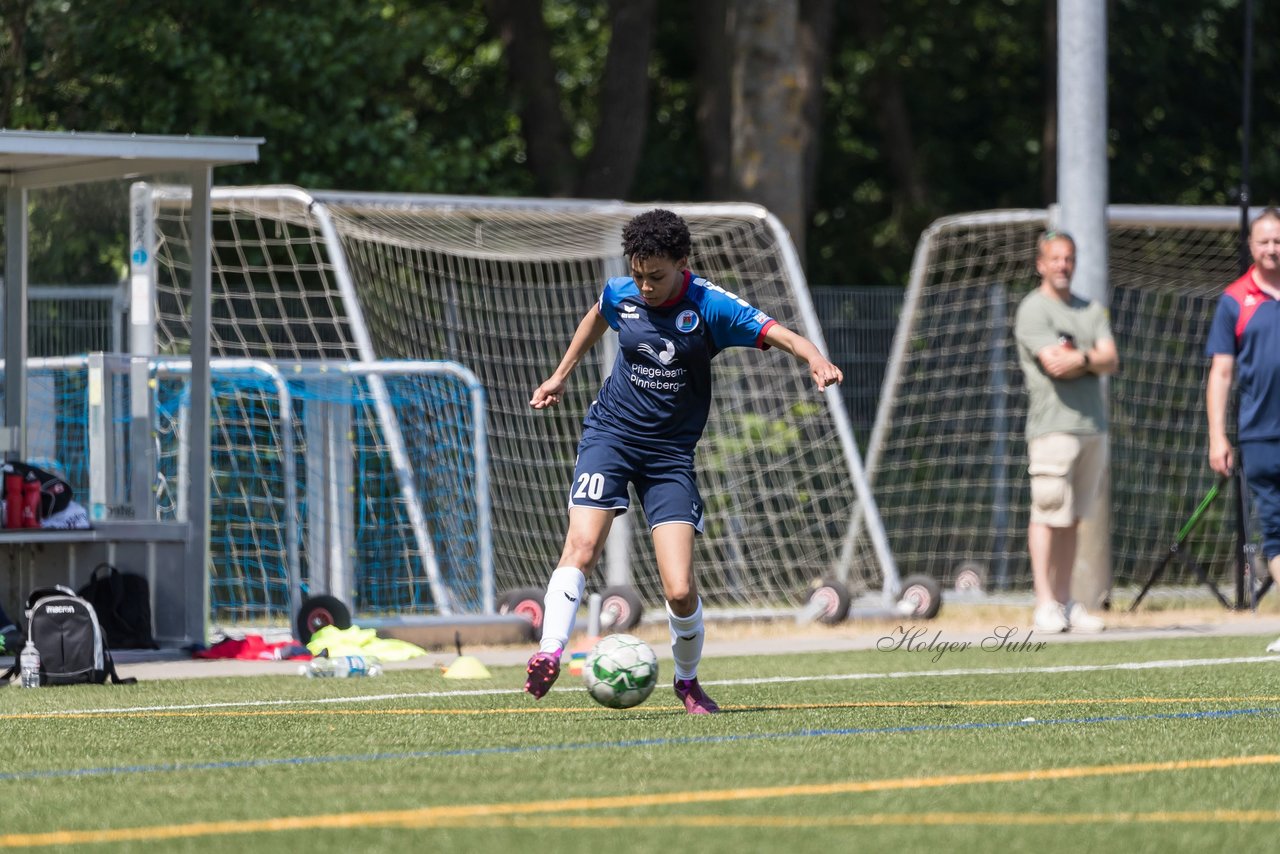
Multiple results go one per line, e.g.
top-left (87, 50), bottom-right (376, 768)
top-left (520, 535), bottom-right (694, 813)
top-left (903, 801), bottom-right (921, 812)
top-left (1206, 267), bottom-right (1280, 442)
top-left (581, 269), bottom-right (776, 451)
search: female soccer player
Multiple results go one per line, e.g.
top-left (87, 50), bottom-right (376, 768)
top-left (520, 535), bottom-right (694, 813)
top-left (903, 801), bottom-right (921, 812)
top-left (525, 209), bottom-right (843, 714)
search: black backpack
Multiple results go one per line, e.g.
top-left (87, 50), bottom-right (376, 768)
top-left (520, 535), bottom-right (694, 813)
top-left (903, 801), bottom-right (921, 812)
top-left (1, 585), bottom-right (135, 686)
top-left (77, 563), bottom-right (159, 650)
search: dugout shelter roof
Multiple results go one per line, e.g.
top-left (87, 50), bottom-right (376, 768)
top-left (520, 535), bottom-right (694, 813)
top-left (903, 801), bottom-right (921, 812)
top-left (0, 129), bottom-right (262, 189)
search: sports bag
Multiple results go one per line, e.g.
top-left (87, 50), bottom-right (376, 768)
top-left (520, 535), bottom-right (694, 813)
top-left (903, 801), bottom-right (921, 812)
top-left (1, 461), bottom-right (73, 517)
top-left (1, 585), bottom-right (135, 685)
top-left (77, 563), bottom-right (159, 650)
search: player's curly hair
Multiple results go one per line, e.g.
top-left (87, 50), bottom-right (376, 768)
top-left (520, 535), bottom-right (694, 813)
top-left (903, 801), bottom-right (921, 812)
top-left (621, 209), bottom-right (692, 262)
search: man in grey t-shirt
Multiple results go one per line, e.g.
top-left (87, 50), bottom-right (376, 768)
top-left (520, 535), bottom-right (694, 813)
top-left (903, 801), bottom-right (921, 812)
top-left (1014, 231), bottom-right (1119, 633)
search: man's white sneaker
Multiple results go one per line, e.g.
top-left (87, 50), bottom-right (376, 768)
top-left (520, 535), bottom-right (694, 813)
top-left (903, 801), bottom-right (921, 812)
top-left (1033, 602), bottom-right (1069, 633)
top-left (1066, 601), bottom-right (1105, 634)
top-left (1266, 636), bottom-right (1280, 653)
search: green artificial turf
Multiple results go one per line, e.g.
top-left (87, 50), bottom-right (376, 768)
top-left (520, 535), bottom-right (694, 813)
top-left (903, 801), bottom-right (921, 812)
top-left (2, 634), bottom-right (1277, 853)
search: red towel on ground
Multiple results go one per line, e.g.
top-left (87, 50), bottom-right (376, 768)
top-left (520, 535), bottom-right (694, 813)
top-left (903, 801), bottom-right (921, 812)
top-left (193, 635), bottom-right (313, 661)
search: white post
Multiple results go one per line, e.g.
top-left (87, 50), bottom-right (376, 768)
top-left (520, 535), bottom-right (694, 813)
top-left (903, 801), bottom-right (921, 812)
top-left (602, 255), bottom-right (632, 589)
top-left (185, 168), bottom-right (214, 644)
top-left (1058, 0), bottom-right (1111, 609)
top-left (128, 182), bottom-right (157, 357)
top-left (4, 186), bottom-right (28, 460)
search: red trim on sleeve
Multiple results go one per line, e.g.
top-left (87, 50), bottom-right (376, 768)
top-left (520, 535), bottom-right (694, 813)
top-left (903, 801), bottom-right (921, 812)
top-left (755, 318), bottom-right (777, 349)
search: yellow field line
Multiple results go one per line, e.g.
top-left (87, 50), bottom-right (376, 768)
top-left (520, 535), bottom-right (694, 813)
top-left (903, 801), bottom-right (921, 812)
top-left (421, 808), bottom-right (1280, 829)
top-left (2, 754), bottom-right (1276, 848)
top-left (5, 695), bottom-right (1280, 720)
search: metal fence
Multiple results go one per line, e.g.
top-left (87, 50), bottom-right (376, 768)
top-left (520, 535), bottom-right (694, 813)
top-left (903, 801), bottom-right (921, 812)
top-left (810, 286), bottom-right (904, 449)
top-left (0, 282), bottom-right (128, 357)
top-left (11, 281), bottom-right (902, 441)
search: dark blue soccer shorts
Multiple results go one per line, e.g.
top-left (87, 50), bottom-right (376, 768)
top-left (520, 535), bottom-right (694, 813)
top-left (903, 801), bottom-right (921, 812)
top-left (568, 429), bottom-right (705, 533)
top-left (1241, 440), bottom-right (1280, 560)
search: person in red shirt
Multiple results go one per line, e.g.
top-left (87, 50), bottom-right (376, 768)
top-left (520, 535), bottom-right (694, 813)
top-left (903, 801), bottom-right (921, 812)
top-left (1205, 208), bottom-right (1280, 651)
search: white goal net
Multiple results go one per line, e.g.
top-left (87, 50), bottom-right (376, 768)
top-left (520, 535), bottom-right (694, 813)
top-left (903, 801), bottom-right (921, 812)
top-left (136, 186), bottom-right (895, 616)
top-left (866, 206), bottom-right (1245, 593)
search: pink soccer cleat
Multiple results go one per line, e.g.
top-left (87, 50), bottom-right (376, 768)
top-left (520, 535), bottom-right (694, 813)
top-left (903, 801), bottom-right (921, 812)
top-left (674, 677), bottom-right (721, 715)
top-left (524, 650), bottom-right (562, 699)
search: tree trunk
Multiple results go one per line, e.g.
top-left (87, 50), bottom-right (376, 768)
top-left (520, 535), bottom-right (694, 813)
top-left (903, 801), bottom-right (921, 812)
top-left (1042, 0), bottom-right (1058, 205)
top-left (729, 0), bottom-right (807, 253)
top-left (694, 0), bottom-right (733, 199)
top-left (0, 0), bottom-right (33, 129)
top-left (798, 0), bottom-right (835, 220)
top-left (848, 0), bottom-right (927, 210)
top-left (484, 0), bottom-right (576, 196)
top-left (577, 0), bottom-right (658, 198)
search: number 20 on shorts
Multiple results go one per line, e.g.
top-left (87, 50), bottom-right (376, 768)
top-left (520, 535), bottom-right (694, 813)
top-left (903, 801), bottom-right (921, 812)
top-left (574, 472), bottom-right (605, 500)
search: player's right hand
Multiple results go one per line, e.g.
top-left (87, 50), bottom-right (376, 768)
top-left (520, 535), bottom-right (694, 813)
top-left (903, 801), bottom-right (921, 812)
top-left (1208, 436), bottom-right (1234, 477)
top-left (530, 378), bottom-right (566, 409)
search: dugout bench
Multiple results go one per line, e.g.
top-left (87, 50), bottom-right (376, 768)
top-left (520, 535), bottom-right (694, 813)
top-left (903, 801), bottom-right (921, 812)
top-left (0, 522), bottom-right (194, 646)
top-left (0, 353), bottom-right (201, 646)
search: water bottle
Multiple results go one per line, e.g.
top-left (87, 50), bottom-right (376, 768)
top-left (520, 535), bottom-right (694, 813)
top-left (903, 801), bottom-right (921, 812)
top-left (20, 639), bottom-right (41, 689)
top-left (299, 655), bottom-right (382, 678)
top-left (4, 473), bottom-right (22, 529)
top-left (21, 477), bottom-right (41, 528)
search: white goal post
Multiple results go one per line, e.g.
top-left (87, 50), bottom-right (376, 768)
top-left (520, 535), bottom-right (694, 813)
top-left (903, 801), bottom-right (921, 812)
top-left (864, 205), bottom-right (1248, 594)
top-left (132, 186), bottom-right (899, 616)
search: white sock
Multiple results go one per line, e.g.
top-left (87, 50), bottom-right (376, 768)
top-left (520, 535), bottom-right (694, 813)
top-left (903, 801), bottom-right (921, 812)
top-left (538, 566), bottom-right (585, 654)
top-left (667, 597), bottom-right (704, 681)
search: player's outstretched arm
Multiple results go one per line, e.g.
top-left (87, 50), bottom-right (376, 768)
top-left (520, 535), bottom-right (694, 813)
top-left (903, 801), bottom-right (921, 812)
top-left (530, 306), bottom-right (611, 409)
top-left (763, 323), bottom-right (843, 390)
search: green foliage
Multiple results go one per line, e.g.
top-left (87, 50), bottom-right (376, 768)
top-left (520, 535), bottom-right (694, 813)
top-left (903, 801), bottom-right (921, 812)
top-left (6, 0), bottom-right (1280, 287)
top-left (23, 183), bottom-right (131, 283)
top-left (810, 0), bottom-right (1046, 287)
top-left (4, 0), bottom-right (528, 193)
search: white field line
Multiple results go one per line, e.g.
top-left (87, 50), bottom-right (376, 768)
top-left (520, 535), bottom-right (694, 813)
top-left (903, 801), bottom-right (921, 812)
top-left (43, 654), bottom-right (1280, 717)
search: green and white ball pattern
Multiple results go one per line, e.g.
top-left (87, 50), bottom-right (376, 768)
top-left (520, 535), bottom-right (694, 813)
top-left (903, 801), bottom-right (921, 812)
top-left (583, 633), bottom-right (659, 709)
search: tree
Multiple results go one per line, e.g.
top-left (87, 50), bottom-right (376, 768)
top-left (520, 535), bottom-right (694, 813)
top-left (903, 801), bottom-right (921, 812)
top-left (0, 0), bottom-right (33, 129)
top-left (688, 0), bottom-right (833, 254)
top-left (8, 0), bottom-right (1280, 288)
top-left (728, 0), bottom-right (807, 252)
top-left (485, 0), bottom-right (656, 198)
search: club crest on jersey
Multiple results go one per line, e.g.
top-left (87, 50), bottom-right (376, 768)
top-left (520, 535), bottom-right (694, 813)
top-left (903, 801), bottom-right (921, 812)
top-left (675, 310), bottom-right (699, 333)
top-left (637, 337), bottom-right (676, 365)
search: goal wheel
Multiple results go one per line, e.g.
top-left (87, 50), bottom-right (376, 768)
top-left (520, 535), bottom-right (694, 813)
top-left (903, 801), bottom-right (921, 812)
top-left (295, 594), bottom-right (352, 644)
top-left (599, 585), bottom-right (644, 631)
top-left (953, 561), bottom-right (986, 594)
top-left (897, 574), bottom-right (943, 619)
top-left (806, 577), bottom-right (851, 624)
top-left (498, 587), bottom-right (547, 633)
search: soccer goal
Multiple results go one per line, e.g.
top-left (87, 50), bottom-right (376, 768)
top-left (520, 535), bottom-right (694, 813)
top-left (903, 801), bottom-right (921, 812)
top-left (133, 185), bottom-right (899, 620)
top-left (865, 205), bottom-right (1246, 594)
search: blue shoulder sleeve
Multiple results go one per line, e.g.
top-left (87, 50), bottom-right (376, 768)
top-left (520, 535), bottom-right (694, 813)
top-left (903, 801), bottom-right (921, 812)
top-left (1205, 295), bottom-right (1239, 357)
top-left (596, 277), bottom-right (633, 331)
top-left (695, 278), bottom-right (775, 350)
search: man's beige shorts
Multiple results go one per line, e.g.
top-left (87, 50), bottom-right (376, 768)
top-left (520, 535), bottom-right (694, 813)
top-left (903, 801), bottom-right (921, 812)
top-left (1027, 432), bottom-right (1106, 527)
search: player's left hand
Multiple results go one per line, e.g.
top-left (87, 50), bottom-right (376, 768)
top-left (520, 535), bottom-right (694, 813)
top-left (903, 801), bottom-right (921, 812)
top-left (530, 376), bottom-right (566, 409)
top-left (810, 359), bottom-right (843, 391)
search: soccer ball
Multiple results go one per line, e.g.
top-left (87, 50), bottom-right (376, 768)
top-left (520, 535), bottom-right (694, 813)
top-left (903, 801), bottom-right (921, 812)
top-left (583, 633), bottom-right (659, 709)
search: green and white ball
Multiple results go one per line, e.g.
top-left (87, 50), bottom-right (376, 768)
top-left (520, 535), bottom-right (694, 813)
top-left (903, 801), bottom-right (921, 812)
top-left (583, 633), bottom-right (659, 709)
